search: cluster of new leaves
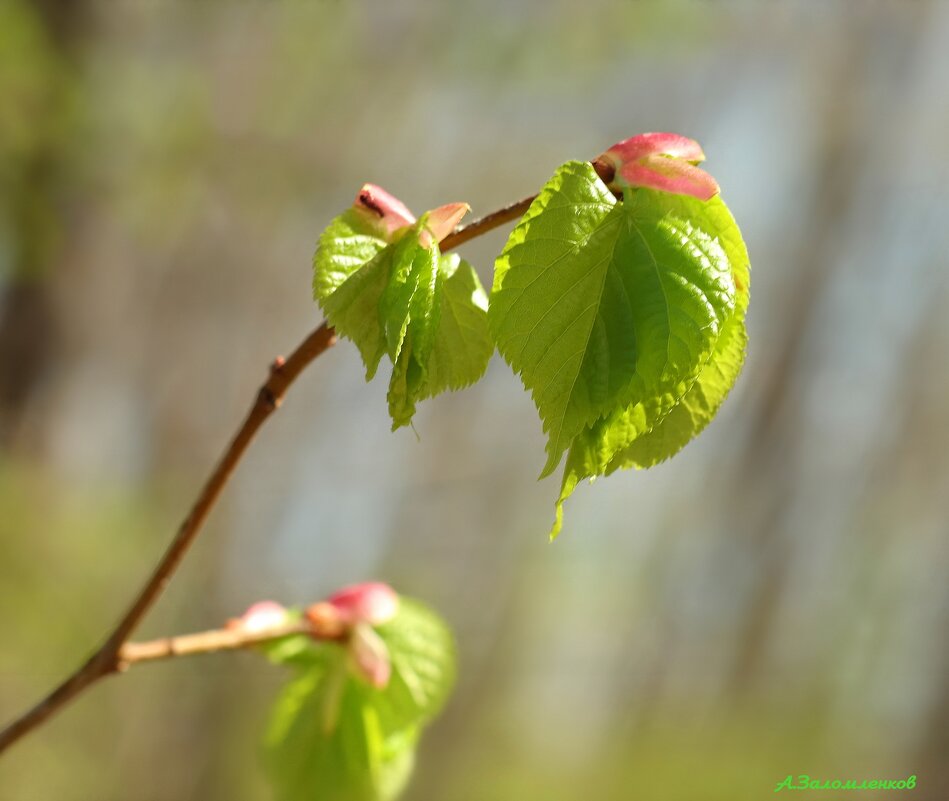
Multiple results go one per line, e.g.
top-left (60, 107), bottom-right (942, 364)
top-left (250, 588), bottom-right (456, 801)
top-left (314, 186), bottom-right (493, 430)
top-left (313, 134), bottom-right (749, 537)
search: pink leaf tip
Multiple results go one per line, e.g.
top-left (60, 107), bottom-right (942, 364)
top-left (604, 132), bottom-right (706, 164)
top-left (355, 184), bottom-right (416, 239)
top-left (327, 582), bottom-right (399, 627)
top-left (595, 132), bottom-right (719, 201)
top-left (306, 583), bottom-right (399, 688)
top-left (348, 623), bottom-right (392, 688)
top-left (354, 185), bottom-right (469, 246)
top-left (420, 202), bottom-right (470, 247)
top-left (228, 600), bottom-right (288, 633)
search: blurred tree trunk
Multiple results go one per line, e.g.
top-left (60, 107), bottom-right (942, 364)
top-left (724, 52), bottom-right (862, 695)
top-left (725, 3), bottom-right (933, 695)
top-left (893, 306), bottom-right (949, 794)
top-left (0, 0), bottom-right (88, 446)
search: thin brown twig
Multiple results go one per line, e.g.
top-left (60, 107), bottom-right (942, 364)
top-left (117, 621), bottom-right (329, 666)
top-left (439, 195), bottom-right (535, 251)
top-left (0, 323), bottom-right (338, 755)
top-left (0, 191), bottom-right (537, 757)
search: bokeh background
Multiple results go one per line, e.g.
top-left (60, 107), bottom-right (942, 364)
top-left (2, 1), bottom-right (948, 799)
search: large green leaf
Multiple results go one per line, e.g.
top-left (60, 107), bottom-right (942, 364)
top-left (263, 599), bottom-right (457, 801)
top-left (490, 161), bottom-right (736, 479)
top-left (552, 191), bottom-right (750, 534)
top-left (608, 194), bottom-right (749, 467)
top-left (490, 162), bottom-right (748, 538)
top-left (314, 210), bottom-right (491, 429)
top-left (610, 290), bottom-right (748, 469)
top-left (553, 309), bottom-right (747, 535)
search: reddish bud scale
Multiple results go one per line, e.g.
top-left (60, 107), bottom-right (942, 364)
top-left (326, 582), bottom-right (399, 626)
top-left (356, 184), bottom-right (416, 238)
top-left (305, 602), bottom-right (347, 639)
top-left (303, 582), bottom-right (400, 689)
top-left (597, 132), bottom-right (720, 201)
top-left (228, 600), bottom-right (289, 633)
top-left (353, 184), bottom-right (468, 246)
top-left (348, 623), bottom-right (392, 688)
top-left (229, 585), bottom-right (399, 687)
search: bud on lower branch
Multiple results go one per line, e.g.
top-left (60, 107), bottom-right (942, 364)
top-left (305, 582), bottom-right (400, 688)
top-left (348, 622), bottom-right (392, 688)
top-left (227, 601), bottom-right (290, 633)
top-left (325, 582), bottom-right (399, 626)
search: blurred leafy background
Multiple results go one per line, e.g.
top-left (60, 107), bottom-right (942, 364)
top-left (1, 0), bottom-right (948, 799)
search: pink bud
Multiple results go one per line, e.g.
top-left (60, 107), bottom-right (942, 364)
top-left (327, 582), bottom-right (399, 626)
top-left (619, 156), bottom-right (720, 201)
top-left (228, 600), bottom-right (288, 633)
top-left (604, 132), bottom-right (706, 164)
top-left (304, 601), bottom-right (347, 638)
top-left (355, 184), bottom-right (417, 239)
top-left (354, 185), bottom-right (468, 247)
top-left (419, 202), bottom-right (470, 247)
top-left (348, 623), bottom-right (392, 688)
top-left (595, 132), bottom-right (719, 201)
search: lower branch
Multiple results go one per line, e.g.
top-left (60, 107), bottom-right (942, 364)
top-left (0, 323), bottom-right (338, 755)
top-left (117, 622), bottom-right (322, 667)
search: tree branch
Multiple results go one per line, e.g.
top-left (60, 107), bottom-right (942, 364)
top-left (117, 622), bottom-right (328, 667)
top-left (0, 192), bottom-right (536, 757)
top-left (0, 323), bottom-right (338, 755)
top-left (439, 194), bottom-right (535, 251)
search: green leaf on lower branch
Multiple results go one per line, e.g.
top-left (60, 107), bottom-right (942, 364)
top-left (263, 598), bottom-right (457, 801)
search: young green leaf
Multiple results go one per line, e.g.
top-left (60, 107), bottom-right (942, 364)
top-left (490, 159), bottom-right (748, 538)
top-left (418, 255), bottom-right (493, 397)
top-left (265, 651), bottom-right (418, 801)
top-left (379, 232), bottom-right (440, 428)
top-left (314, 189), bottom-right (490, 430)
top-left (373, 598), bottom-right (457, 726)
top-left (263, 598), bottom-right (457, 801)
top-left (314, 208), bottom-right (391, 378)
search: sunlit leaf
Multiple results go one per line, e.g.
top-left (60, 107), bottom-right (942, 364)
top-left (490, 161), bottom-right (748, 537)
top-left (422, 255), bottom-right (493, 396)
top-left (314, 206), bottom-right (490, 429)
